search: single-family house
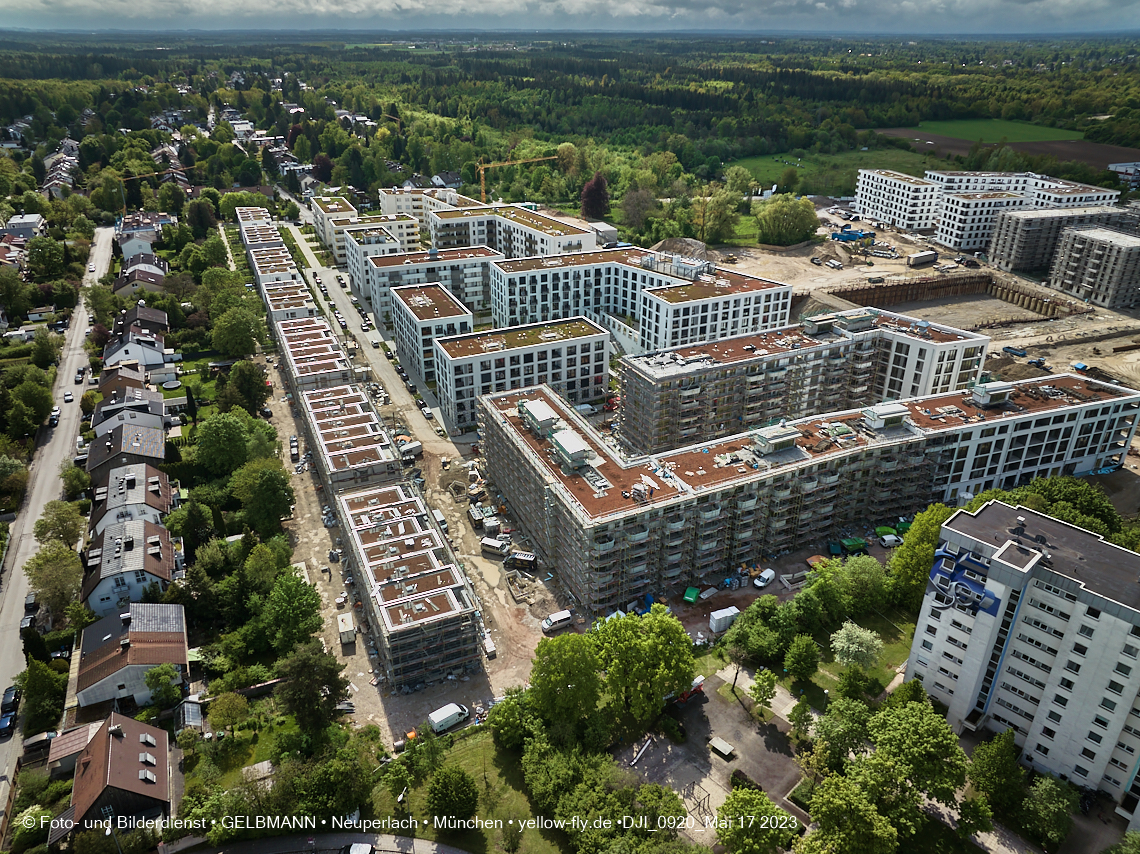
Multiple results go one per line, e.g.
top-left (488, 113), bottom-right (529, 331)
top-left (117, 212), bottom-right (176, 246)
top-left (1, 213), bottom-right (45, 240)
top-left (432, 171), bottom-right (463, 189)
top-left (82, 520), bottom-right (175, 617)
top-left (88, 463), bottom-right (174, 537)
top-left (117, 236), bottom-right (152, 261)
top-left (75, 603), bottom-right (187, 707)
top-left (113, 305), bottom-right (169, 338)
top-left (98, 365), bottom-right (148, 400)
top-left (46, 722), bottom-right (103, 779)
top-left (27, 306), bottom-right (55, 322)
top-left (113, 268), bottom-right (165, 296)
top-left (92, 403), bottom-right (166, 439)
top-left (122, 253), bottom-right (169, 279)
top-left (85, 424), bottom-right (165, 481)
top-left (103, 332), bottom-right (176, 373)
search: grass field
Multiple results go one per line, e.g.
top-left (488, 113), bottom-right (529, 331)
top-left (916, 119), bottom-right (1083, 143)
top-left (734, 147), bottom-right (943, 198)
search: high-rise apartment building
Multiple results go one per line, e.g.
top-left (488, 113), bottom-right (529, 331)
top-left (1047, 226), bottom-right (1140, 310)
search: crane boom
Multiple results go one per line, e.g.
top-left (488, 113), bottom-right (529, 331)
top-left (477, 156), bottom-right (557, 203)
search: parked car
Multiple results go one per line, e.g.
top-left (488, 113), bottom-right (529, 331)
top-left (63, 392), bottom-right (73, 403)
top-left (0, 713), bottom-right (15, 739)
top-left (260, 406), bottom-right (273, 418)
top-left (48, 415), bottom-right (59, 427)
top-left (88, 264), bottom-right (96, 272)
top-left (421, 406), bottom-right (434, 419)
top-left (753, 568), bottom-right (776, 588)
top-left (405, 381), bottom-right (417, 393)
top-left (2, 686), bottom-right (20, 714)
top-left (74, 371), bottom-right (84, 384)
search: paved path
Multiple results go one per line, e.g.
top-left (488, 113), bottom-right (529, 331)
top-left (165, 832), bottom-right (476, 854)
top-left (715, 664), bottom-right (819, 729)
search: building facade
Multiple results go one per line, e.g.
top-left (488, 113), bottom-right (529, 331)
top-left (390, 284), bottom-right (473, 383)
top-left (988, 206), bottom-right (1140, 273)
top-left (905, 500), bottom-right (1140, 828)
top-left (428, 204), bottom-right (597, 258)
top-left (479, 377), bottom-right (1140, 617)
top-left (435, 317), bottom-right (610, 433)
top-left (361, 246), bottom-right (504, 318)
top-left (298, 384), bottom-right (402, 492)
top-left (853, 170), bottom-right (941, 230)
top-left (1046, 227), bottom-right (1140, 310)
top-left (935, 192), bottom-right (1027, 252)
top-left (619, 309), bottom-right (988, 455)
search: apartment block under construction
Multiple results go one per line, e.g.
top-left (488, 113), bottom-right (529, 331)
top-left (337, 483), bottom-right (482, 689)
top-left (479, 378), bottom-right (1140, 617)
top-left (988, 205), bottom-right (1140, 273)
top-left (618, 309), bottom-right (989, 455)
top-left (1047, 226), bottom-right (1140, 310)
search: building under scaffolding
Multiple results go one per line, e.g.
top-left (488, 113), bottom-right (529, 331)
top-left (989, 205), bottom-right (1140, 273)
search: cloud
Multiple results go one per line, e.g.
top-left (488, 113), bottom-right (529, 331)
top-left (4, 0), bottom-right (1135, 31)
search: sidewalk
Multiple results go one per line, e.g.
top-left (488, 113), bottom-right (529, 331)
top-left (715, 664), bottom-right (821, 732)
top-left (285, 223), bottom-right (323, 269)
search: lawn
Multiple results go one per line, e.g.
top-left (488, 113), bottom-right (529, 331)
top-left (183, 712), bottom-right (299, 790)
top-left (374, 729), bottom-right (569, 854)
top-left (733, 147), bottom-right (942, 196)
top-left (916, 119), bottom-right (1083, 143)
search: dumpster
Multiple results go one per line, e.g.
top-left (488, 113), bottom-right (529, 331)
top-left (683, 587), bottom-right (700, 604)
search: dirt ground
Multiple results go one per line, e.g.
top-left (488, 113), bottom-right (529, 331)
top-left (878, 127), bottom-right (1140, 171)
top-left (892, 293), bottom-right (1046, 326)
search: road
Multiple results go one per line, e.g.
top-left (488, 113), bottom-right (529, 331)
top-left (0, 226), bottom-right (113, 777)
top-left (275, 185), bottom-right (313, 226)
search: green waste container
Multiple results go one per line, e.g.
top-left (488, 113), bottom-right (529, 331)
top-left (684, 587), bottom-right (700, 604)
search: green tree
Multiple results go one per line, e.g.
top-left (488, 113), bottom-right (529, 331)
top-left (211, 307), bottom-right (261, 358)
top-left (593, 604), bottom-right (695, 725)
top-left (195, 412), bottom-right (250, 475)
top-left (185, 384), bottom-right (199, 423)
top-left (30, 328), bottom-right (57, 369)
top-left (26, 236), bottom-right (65, 280)
top-left (13, 379), bottom-right (52, 424)
top-left (262, 572), bottom-right (322, 653)
top-left (967, 729), bottom-right (1026, 819)
top-left (21, 625), bottom-right (50, 662)
top-left (487, 685), bottom-right (535, 750)
top-left (724, 165), bottom-right (757, 206)
top-left (1021, 776), bottom-right (1077, 850)
top-left (23, 540), bottom-right (82, 616)
top-left (427, 765), bottom-right (479, 821)
top-left (220, 360), bottom-right (270, 415)
top-left (80, 390), bottom-right (97, 416)
top-left (274, 640), bottom-right (350, 736)
top-left (158, 182), bottom-right (186, 215)
top-left (144, 662), bottom-right (181, 708)
top-left (1107, 831), bottom-right (1140, 854)
top-left (777, 166), bottom-right (800, 195)
top-left (530, 633), bottom-right (602, 726)
top-left (830, 621), bottom-right (883, 670)
top-left (717, 788), bottom-right (797, 854)
top-left (64, 602), bottom-right (98, 631)
top-left (957, 794), bottom-right (994, 841)
top-left (691, 187), bottom-right (740, 244)
top-left (798, 773), bottom-right (896, 854)
top-left (888, 503), bottom-right (955, 610)
top-left (386, 761), bottom-right (414, 810)
top-left (33, 499), bottom-right (85, 546)
top-left (21, 657), bottom-right (68, 734)
top-left (185, 198), bottom-right (217, 240)
top-left (784, 634), bottom-right (820, 682)
top-left (788, 697), bottom-right (814, 740)
top-left (814, 697), bottom-right (871, 770)
top-left (748, 669), bottom-right (778, 716)
top-left (230, 458), bottom-right (295, 537)
top-left (207, 692), bottom-right (249, 731)
top-left (754, 194), bottom-right (818, 246)
top-left (867, 701), bottom-right (968, 807)
top-left (837, 665), bottom-right (871, 700)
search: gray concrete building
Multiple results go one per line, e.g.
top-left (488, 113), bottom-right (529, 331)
top-left (1047, 226), bottom-right (1140, 310)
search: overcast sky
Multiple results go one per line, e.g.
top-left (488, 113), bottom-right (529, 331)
top-left (5, 0), bottom-right (1135, 36)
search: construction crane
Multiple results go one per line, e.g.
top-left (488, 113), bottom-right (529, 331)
top-left (477, 156), bottom-right (557, 203)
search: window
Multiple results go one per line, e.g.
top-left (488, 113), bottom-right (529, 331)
top-left (1035, 744), bottom-right (1050, 756)
top-left (1047, 710), bottom-right (1063, 723)
top-left (1082, 747), bottom-right (1097, 760)
top-left (1065, 660), bottom-right (1081, 674)
top-left (1073, 765), bottom-right (1089, 778)
top-left (926, 625), bottom-right (938, 636)
top-left (140, 733), bottom-right (156, 746)
top-left (921, 640), bottom-right (933, 651)
top-left (139, 752), bottom-right (156, 765)
top-left (1117, 663), bottom-right (1133, 678)
top-left (1054, 694), bottom-right (1069, 707)
top-left (1042, 727), bottom-right (1056, 739)
top-left (1102, 698), bottom-right (1119, 712)
top-left (1125, 644), bottom-right (1138, 659)
top-left (1079, 624), bottom-right (1095, 638)
top-left (1095, 715), bottom-right (1111, 729)
top-left (1109, 680), bottom-right (1125, 695)
top-left (1073, 643), bottom-right (1088, 657)
top-left (1087, 607), bottom-right (1101, 619)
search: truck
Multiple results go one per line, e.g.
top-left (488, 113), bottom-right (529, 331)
top-left (1002, 346), bottom-right (1028, 357)
top-left (428, 703), bottom-right (469, 734)
top-left (431, 508), bottom-right (448, 533)
top-left (506, 551), bottom-right (537, 572)
top-left (468, 506), bottom-right (484, 529)
top-left (398, 440), bottom-right (423, 459)
top-left (337, 613), bottom-right (356, 644)
top-left (906, 250), bottom-right (938, 267)
top-left (574, 403), bottom-right (597, 416)
top-left (481, 536), bottom-right (510, 556)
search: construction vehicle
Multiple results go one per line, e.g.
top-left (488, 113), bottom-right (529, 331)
top-left (477, 156), bottom-right (558, 203)
top-left (1002, 346), bottom-right (1027, 357)
top-left (831, 225), bottom-right (876, 242)
top-left (1028, 358), bottom-right (1049, 369)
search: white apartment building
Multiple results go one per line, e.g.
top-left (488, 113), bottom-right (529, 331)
top-left (361, 246), bottom-right (504, 318)
top-left (435, 317), bottom-right (610, 433)
top-left (906, 500), bottom-right (1140, 828)
top-left (235, 206), bottom-right (273, 227)
top-left (310, 196), bottom-right (357, 251)
top-left (262, 281), bottom-right (318, 323)
top-left (274, 317), bottom-right (358, 391)
top-left (343, 217), bottom-right (420, 292)
top-left (479, 375), bottom-right (1140, 617)
top-left (324, 213), bottom-right (419, 266)
top-left (619, 308), bottom-right (989, 454)
top-left (935, 192), bottom-right (1028, 252)
top-left (428, 205), bottom-right (597, 259)
top-left (378, 186), bottom-right (483, 227)
top-left (490, 247), bottom-right (793, 353)
top-left (391, 284), bottom-right (474, 384)
top-left (853, 169), bottom-right (941, 230)
top-left (298, 385), bottom-right (402, 492)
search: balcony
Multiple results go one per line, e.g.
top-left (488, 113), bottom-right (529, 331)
top-left (815, 503), bottom-right (835, 516)
top-left (699, 505), bottom-right (722, 521)
top-left (906, 453), bottom-right (926, 465)
top-left (820, 472), bottom-right (840, 485)
top-left (627, 526), bottom-right (649, 544)
top-left (737, 495), bottom-right (758, 510)
top-left (666, 515), bottom-right (687, 532)
top-left (594, 535), bottom-right (616, 554)
top-left (735, 527), bottom-right (754, 541)
top-left (772, 486), bottom-right (792, 500)
top-left (627, 563), bottom-right (649, 578)
top-left (697, 538), bottom-right (721, 552)
top-left (663, 565), bottom-right (685, 579)
top-left (665, 550), bottom-right (685, 565)
top-left (680, 386), bottom-right (701, 398)
top-left (880, 457), bottom-right (899, 471)
top-left (800, 477), bottom-right (819, 492)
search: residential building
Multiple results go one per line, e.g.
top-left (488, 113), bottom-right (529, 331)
top-left (326, 213), bottom-right (418, 266)
top-left (248, 245), bottom-right (301, 289)
top-left (113, 269), bottom-right (165, 297)
top-left (123, 253), bottom-right (169, 279)
top-left (310, 196), bottom-right (356, 253)
top-left (47, 722), bottom-right (104, 779)
top-left (362, 246), bottom-right (504, 318)
top-left (298, 385), bottom-right (402, 491)
top-left (428, 204), bottom-right (596, 259)
top-left (989, 206), bottom-right (1140, 273)
top-left (619, 309), bottom-right (989, 455)
top-left (853, 170), bottom-right (941, 230)
top-left (1110, 163), bottom-right (1140, 190)
top-left (1047, 227), bottom-right (1140, 310)
top-left (117, 236), bottom-right (152, 262)
top-left (27, 306), bottom-right (54, 322)
top-left (262, 281), bottom-right (319, 323)
top-left (98, 365), bottom-right (147, 400)
top-left (85, 424), bottom-right (166, 481)
top-left (436, 317), bottom-right (610, 433)
top-left (377, 186), bottom-right (482, 227)
top-left (336, 484), bottom-right (482, 689)
top-left (343, 217), bottom-right (421, 291)
top-left (478, 376), bottom-right (1140, 617)
top-left (75, 603), bottom-right (188, 707)
top-left (91, 388), bottom-right (166, 438)
top-left (88, 464), bottom-right (174, 537)
top-left (56, 713), bottom-right (169, 840)
top-left (82, 520), bottom-right (176, 617)
top-left (116, 212), bottom-right (176, 245)
top-left (390, 284), bottom-right (473, 383)
top-left (1, 213), bottom-right (46, 240)
top-left (904, 500), bottom-right (1140, 828)
top-left (490, 247), bottom-right (793, 353)
top-left (274, 317), bottom-right (357, 391)
top-left (935, 192), bottom-right (1027, 252)
top-left (113, 306), bottom-right (169, 338)
top-left (102, 331), bottom-right (178, 374)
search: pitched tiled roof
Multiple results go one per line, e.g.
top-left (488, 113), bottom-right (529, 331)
top-left (72, 713), bottom-right (169, 825)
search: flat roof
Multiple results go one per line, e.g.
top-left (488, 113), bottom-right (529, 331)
top-left (482, 374), bottom-right (1140, 523)
top-left (645, 270), bottom-right (788, 304)
top-left (301, 385), bottom-right (399, 473)
top-left (1066, 227), bottom-right (1140, 248)
top-left (391, 284), bottom-right (472, 321)
top-left (860, 169), bottom-right (937, 185)
top-left (235, 207), bottom-right (272, 222)
top-left (312, 196), bottom-right (356, 215)
top-left (367, 245), bottom-right (502, 270)
top-left (945, 191), bottom-right (1024, 200)
top-left (1002, 205), bottom-right (1120, 221)
top-left (433, 204), bottom-right (591, 236)
top-left (437, 316), bottom-right (606, 359)
top-left (276, 318), bottom-right (352, 380)
top-left (947, 500), bottom-right (1140, 612)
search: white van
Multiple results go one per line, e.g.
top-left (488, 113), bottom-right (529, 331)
top-left (541, 609), bottom-right (573, 633)
top-left (428, 702), bottom-right (469, 734)
top-left (753, 568), bottom-right (777, 588)
top-left (431, 508), bottom-right (448, 533)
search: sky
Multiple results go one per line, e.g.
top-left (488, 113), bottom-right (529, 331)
top-left (4, 0), bottom-right (1137, 35)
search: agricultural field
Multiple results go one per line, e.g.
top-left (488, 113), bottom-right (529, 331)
top-left (734, 147), bottom-right (945, 198)
top-left (914, 118), bottom-right (1084, 143)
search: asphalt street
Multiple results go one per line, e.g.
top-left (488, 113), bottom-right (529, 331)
top-left (0, 226), bottom-right (113, 778)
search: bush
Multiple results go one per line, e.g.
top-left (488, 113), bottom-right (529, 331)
top-left (730, 768), bottom-right (763, 791)
top-left (658, 715), bottom-right (685, 743)
top-left (789, 778), bottom-right (816, 811)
